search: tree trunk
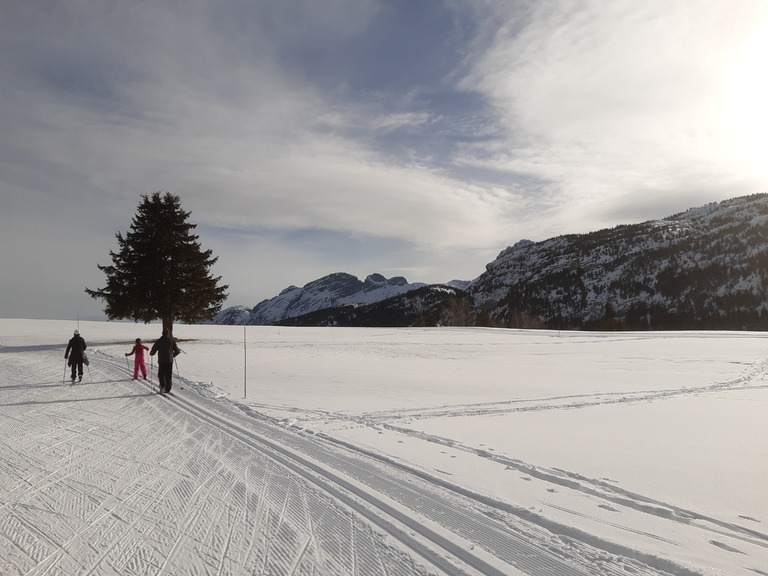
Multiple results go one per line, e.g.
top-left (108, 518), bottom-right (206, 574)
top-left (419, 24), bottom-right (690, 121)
top-left (162, 317), bottom-right (174, 336)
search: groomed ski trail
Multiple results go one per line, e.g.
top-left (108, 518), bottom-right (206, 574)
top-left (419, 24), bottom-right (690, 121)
top-left (0, 343), bottom-right (734, 576)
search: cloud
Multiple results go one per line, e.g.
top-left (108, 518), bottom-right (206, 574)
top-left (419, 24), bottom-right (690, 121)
top-left (459, 0), bottom-right (768, 230)
top-left (2, 0), bottom-right (767, 318)
top-left (1, 0), bottom-right (513, 317)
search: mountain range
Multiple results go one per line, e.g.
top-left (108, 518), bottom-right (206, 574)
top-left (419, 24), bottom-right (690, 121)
top-left (214, 194), bottom-right (768, 330)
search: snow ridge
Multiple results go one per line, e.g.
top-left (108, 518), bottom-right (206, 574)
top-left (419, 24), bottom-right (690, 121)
top-left (470, 193), bottom-right (768, 329)
top-left (215, 273), bottom-right (427, 325)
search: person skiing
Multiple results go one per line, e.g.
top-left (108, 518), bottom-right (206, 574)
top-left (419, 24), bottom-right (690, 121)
top-left (65, 330), bottom-right (87, 383)
top-left (125, 338), bottom-right (149, 380)
top-left (150, 329), bottom-right (180, 393)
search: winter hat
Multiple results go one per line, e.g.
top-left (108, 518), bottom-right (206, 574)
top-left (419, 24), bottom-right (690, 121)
top-left (74, 330), bottom-right (80, 336)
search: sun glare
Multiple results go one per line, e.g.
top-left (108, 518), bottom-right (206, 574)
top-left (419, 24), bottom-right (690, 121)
top-left (719, 19), bottom-right (768, 176)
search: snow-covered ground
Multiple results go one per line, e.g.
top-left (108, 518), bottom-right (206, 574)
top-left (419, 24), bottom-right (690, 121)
top-left (1, 319), bottom-right (767, 575)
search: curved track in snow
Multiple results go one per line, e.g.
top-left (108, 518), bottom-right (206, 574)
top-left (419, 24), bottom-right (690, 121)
top-left (1, 342), bottom-right (749, 575)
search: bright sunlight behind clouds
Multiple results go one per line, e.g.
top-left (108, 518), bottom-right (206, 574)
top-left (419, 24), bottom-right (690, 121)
top-left (464, 1), bottom-right (768, 225)
top-left (1, 0), bottom-right (766, 319)
top-left (717, 17), bottom-right (768, 175)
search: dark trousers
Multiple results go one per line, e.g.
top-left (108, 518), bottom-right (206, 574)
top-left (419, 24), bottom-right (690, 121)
top-left (70, 361), bottom-right (83, 379)
top-left (158, 362), bottom-right (173, 392)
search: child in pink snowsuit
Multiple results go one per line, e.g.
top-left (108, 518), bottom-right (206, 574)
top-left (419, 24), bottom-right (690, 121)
top-left (125, 338), bottom-right (149, 380)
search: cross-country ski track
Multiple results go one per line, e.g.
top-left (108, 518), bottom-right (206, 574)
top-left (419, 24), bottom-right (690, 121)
top-left (2, 322), bottom-right (768, 575)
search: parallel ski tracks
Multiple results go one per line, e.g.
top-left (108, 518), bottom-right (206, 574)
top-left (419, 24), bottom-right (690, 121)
top-left (142, 377), bottom-right (592, 576)
top-left (65, 348), bottom-right (682, 576)
top-left (145, 386), bottom-right (499, 575)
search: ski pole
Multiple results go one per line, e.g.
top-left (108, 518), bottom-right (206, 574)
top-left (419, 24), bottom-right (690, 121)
top-left (174, 356), bottom-right (184, 390)
top-left (87, 362), bottom-right (92, 382)
top-left (63, 359), bottom-right (67, 385)
top-left (126, 354), bottom-right (130, 373)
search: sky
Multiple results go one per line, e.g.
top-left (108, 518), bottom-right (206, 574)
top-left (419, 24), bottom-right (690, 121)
top-left (2, 0), bottom-right (767, 321)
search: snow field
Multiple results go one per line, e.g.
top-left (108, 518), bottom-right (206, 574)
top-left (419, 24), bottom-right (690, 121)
top-left (0, 347), bottom-right (446, 575)
top-left (1, 319), bottom-right (768, 575)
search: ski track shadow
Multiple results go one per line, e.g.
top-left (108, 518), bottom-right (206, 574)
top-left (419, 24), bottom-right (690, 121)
top-left (0, 392), bottom-right (146, 408)
top-left (2, 381), bottom-right (71, 392)
top-left (0, 392), bottom-right (145, 408)
top-left (0, 378), bottom-right (148, 407)
top-left (1, 378), bottom-right (128, 392)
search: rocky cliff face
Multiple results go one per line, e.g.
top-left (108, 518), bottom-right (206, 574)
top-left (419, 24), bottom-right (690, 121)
top-left (470, 194), bottom-right (768, 329)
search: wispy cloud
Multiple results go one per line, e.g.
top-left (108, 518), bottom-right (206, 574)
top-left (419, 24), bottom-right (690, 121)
top-left (1, 0), bottom-right (766, 318)
top-left (460, 0), bottom-right (768, 226)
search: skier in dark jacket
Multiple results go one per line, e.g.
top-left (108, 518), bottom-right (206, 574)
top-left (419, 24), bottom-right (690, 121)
top-left (65, 330), bottom-right (87, 383)
top-left (150, 329), bottom-right (180, 393)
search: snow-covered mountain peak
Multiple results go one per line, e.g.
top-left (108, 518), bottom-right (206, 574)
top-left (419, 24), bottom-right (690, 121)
top-left (215, 273), bottom-right (427, 325)
top-left (470, 193), bottom-right (768, 329)
top-left (214, 194), bottom-right (768, 330)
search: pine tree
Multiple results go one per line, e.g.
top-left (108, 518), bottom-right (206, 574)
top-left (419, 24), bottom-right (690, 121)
top-left (86, 192), bottom-right (229, 334)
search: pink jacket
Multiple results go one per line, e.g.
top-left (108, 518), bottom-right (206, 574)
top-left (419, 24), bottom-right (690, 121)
top-left (127, 344), bottom-right (149, 358)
